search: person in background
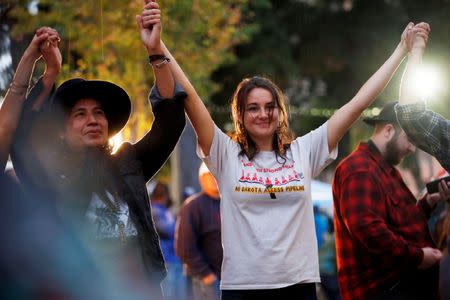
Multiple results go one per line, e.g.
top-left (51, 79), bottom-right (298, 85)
top-left (426, 168), bottom-right (449, 251)
top-left (176, 162), bottom-right (222, 300)
top-left (314, 206), bottom-right (340, 300)
top-left (394, 22), bottom-right (450, 300)
top-left (150, 181), bottom-right (186, 300)
top-left (150, 182), bottom-right (178, 266)
top-left (318, 226), bottom-right (340, 300)
top-left (333, 98), bottom-right (449, 299)
top-left (314, 205), bottom-right (331, 249)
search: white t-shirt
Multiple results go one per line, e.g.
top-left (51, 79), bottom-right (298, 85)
top-left (198, 121), bottom-right (337, 290)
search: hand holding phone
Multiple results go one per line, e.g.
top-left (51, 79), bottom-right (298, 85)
top-left (426, 176), bottom-right (450, 194)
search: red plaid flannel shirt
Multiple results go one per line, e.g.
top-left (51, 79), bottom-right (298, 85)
top-left (333, 141), bottom-right (436, 300)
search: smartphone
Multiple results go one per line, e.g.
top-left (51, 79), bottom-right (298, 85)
top-left (426, 176), bottom-right (450, 194)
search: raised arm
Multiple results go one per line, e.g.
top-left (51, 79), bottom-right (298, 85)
top-left (396, 23), bottom-right (450, 172)
top-left (137, 0), bottom-right (174, 98)
top-left (399, 22), bottom-right (430, 105)
top-left (32, 27), bottom-right (62, 111)
top-left (326, 23), bottom-right (414, 152)
top-left (0, 27), bottom-right (60, 170)
top-left (160, 43), bottom-right (215, 156)
top-left (144, 1), bottom-right (215, 155)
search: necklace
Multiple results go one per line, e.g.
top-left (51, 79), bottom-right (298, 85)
top-left (113, 191), bottom-right (127, 244)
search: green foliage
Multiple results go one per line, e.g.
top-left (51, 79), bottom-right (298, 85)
top-left (8, 0), bottom-right (255, 142)
top-left (210, 0), bottom-right (450, 156)
top-left (5, 0), bottom-right (450, 160)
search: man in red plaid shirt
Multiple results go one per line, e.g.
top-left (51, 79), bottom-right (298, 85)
top-left (333, 99), bottom-right (446, 300)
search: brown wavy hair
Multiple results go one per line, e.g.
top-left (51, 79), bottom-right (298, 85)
top-left (230, 76), bottom-right (294, 160)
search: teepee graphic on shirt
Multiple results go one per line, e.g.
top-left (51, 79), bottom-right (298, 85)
top-left (238, 169), bottom-right (302, 186)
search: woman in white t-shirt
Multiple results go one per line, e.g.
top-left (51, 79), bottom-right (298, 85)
top-left (140, 3), bottom-right (417, 299)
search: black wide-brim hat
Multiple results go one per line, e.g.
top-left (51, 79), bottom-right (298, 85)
top-left (362, 101), bottom-right (398, 126)
top-left (51, 78), bottom-right (131, 137)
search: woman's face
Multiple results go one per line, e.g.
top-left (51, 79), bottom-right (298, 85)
top-left (63, 98), bottom-right (109, 150)
top-left (242, 87), bottom-right (279, 146)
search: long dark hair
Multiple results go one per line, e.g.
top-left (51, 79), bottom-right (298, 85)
top-left (55, 107), bottom-right (113, 189)
top-left (230, 76), bottom-right (294, 160)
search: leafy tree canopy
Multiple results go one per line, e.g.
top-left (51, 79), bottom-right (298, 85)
top-left (211, 0), bottom-right (450, 145)
top-left (5, 0), bottom-right (264, 141)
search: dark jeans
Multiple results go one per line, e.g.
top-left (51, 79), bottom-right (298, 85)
top-left (320, 274), bottom-right (341, 300)
top-left (369, 266), bottom-right (439, 300)
top-left (221, 283), bottom-right (317, 300)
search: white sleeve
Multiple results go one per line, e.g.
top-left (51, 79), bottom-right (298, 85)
top-left (295, 121), bottom-right (338, 178)
top-left (196, 125), bottom-right (239, 181)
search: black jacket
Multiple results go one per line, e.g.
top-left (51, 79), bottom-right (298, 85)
top-left (12, 79), bottom-right (187, 283)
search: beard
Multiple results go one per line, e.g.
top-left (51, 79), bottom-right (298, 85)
top-left (384, 137), bottom-right (403, 166)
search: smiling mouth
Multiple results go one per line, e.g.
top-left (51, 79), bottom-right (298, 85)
top-left (85, 130), bottom-right (103, 135)
top-left (255, 123), bottom-right (271, 127)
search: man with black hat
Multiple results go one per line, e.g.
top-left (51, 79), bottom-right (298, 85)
top-left (333, 101), bottom-right (445, 300)
top-left (11, 6), bottom-right (186, 299)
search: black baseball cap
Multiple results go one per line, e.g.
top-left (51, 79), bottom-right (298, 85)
top-left (363, 101), bottom-right (398, 126)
